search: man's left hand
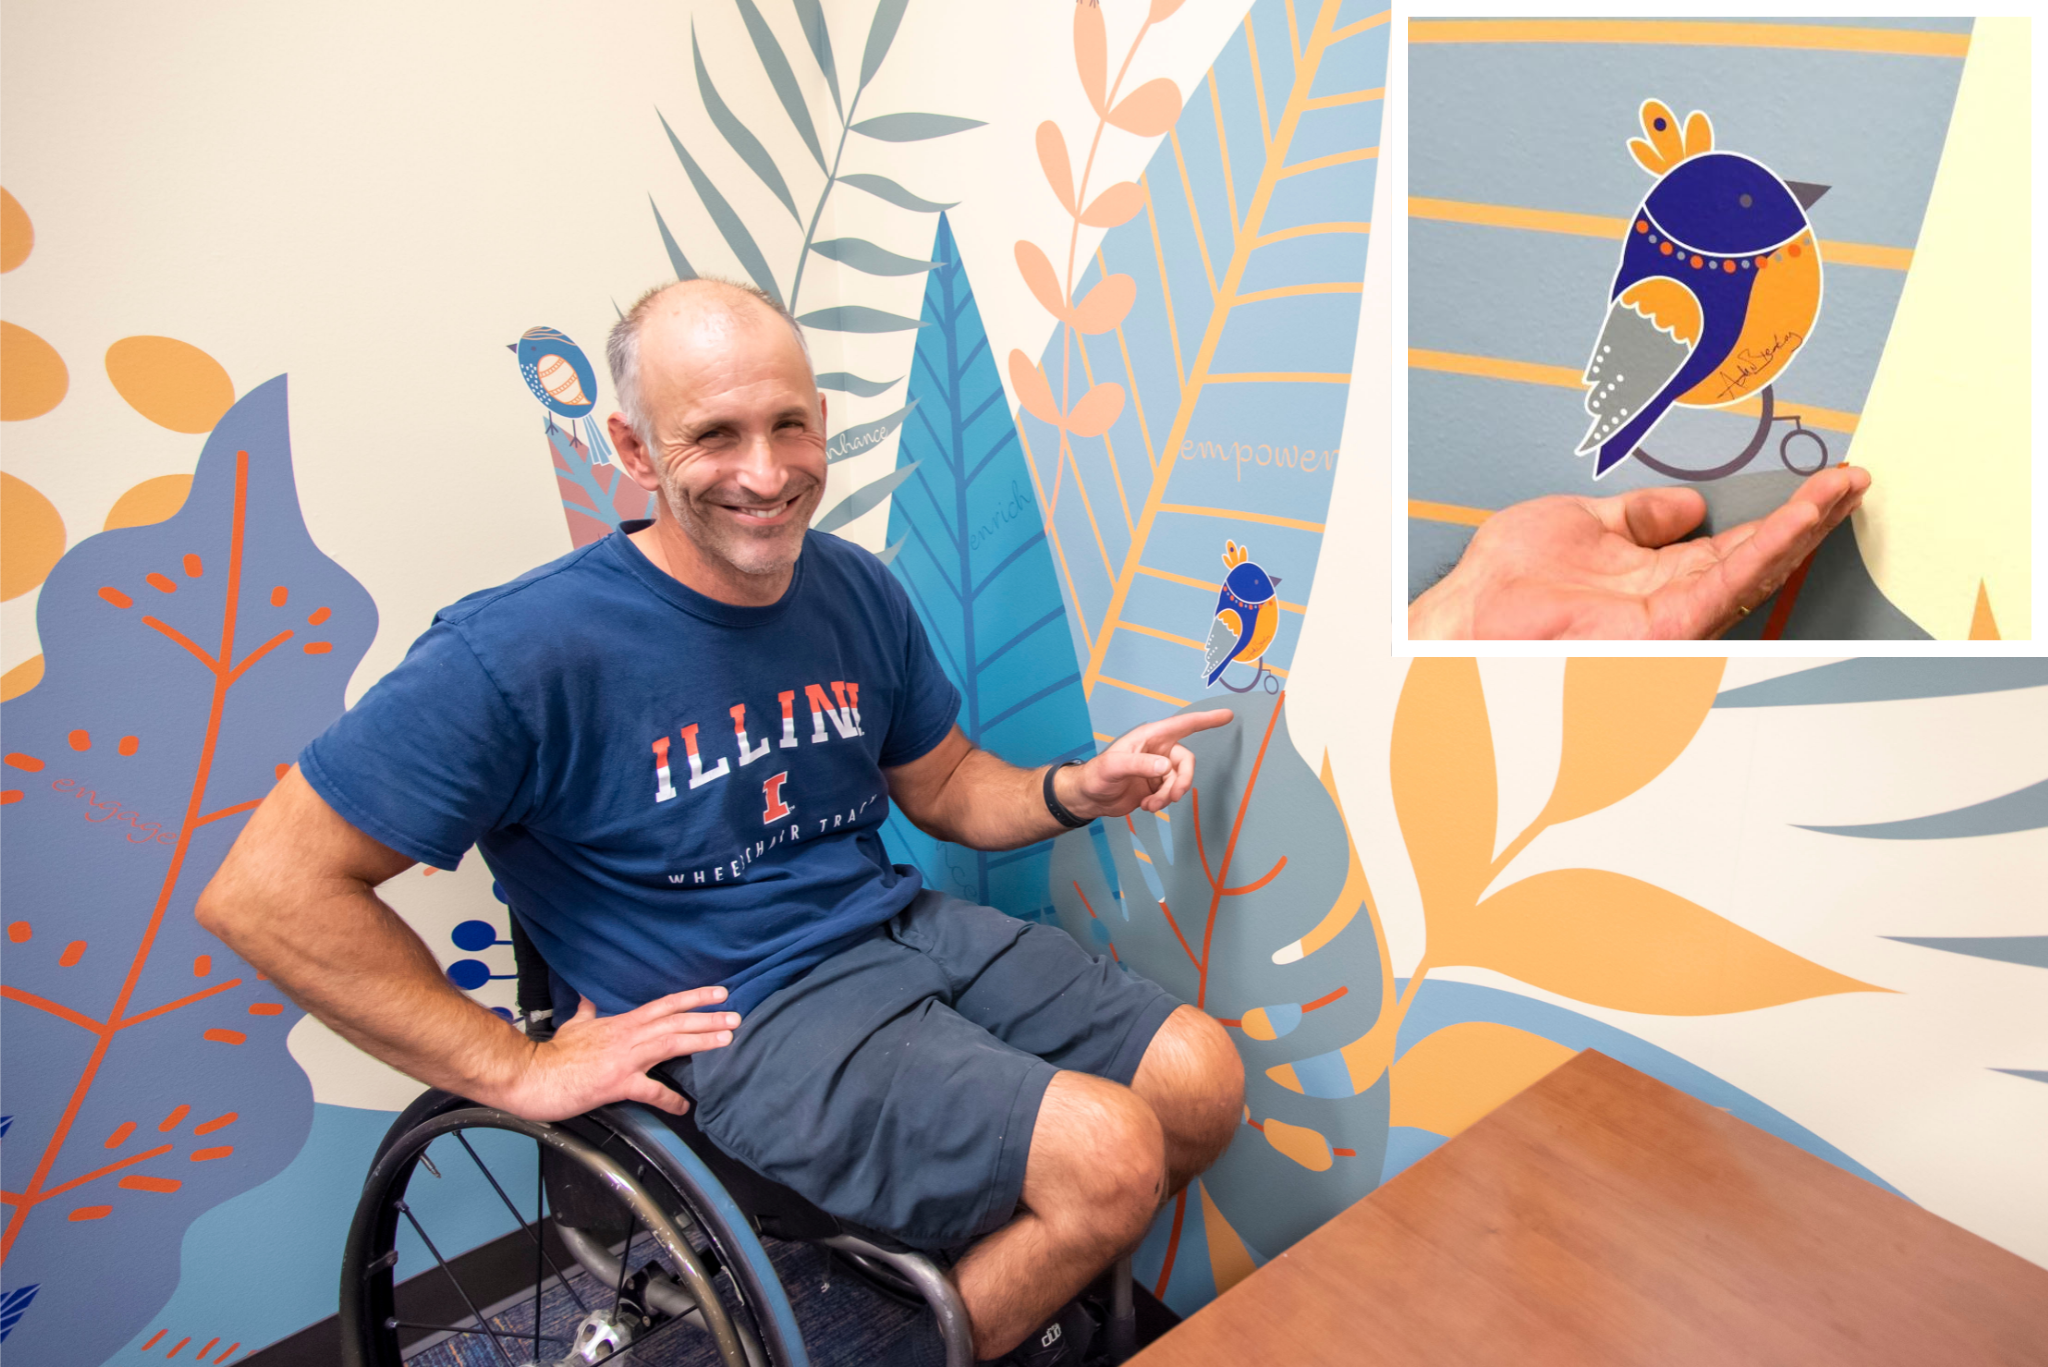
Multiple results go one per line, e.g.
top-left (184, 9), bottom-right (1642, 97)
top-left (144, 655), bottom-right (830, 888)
top-left (1059, 709), bottom-right (1236, 821)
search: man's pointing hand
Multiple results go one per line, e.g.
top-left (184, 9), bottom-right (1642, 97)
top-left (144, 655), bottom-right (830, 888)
top-left (1059, 708), bottom-right (1236, 821)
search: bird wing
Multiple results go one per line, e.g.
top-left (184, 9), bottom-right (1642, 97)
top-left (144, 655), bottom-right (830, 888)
top-left (1576, 276), bottom-right (1702, 455)
top-left (1202, 608), bottom-right (1244, 684)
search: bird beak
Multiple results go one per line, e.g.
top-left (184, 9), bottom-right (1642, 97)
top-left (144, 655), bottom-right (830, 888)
top-left (1271, 576), bottom-right (1283, 585)
top-left (1787, 181), bottom-right (1830, 211)
top-left (505, 343), bottom-right (518, 353)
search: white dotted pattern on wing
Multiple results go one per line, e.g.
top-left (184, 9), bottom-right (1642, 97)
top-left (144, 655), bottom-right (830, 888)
top-left (1202, 610), bottom-right (1241, 679)
top-left (1577, 300), bottom-right (1692, 454)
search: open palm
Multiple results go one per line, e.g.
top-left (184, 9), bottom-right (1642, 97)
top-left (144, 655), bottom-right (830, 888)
top-left (1412, 467), bottom-right (1870, 640)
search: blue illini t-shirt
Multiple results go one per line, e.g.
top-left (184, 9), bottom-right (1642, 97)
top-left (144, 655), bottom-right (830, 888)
top-left (299, 525), bottom-right (961, 1017)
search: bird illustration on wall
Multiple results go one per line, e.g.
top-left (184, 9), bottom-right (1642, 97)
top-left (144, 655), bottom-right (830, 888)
top-left (1202, 541), bottom-right (1281, 689)
top-left (1577, 100), bottom-right (1828, 477)
top-left (510, 325), bottom-right (614, 464)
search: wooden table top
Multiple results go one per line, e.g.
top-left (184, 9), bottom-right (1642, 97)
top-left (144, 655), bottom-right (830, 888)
top-left (1135, 1050), bottom-right (2048, 1366)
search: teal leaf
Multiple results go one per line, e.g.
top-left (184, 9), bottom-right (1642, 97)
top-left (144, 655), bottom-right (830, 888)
top-left (649, 196), bottom-right (697, 280)
top-left (877, 214), bottom-right (1096, 918)
top-left (851, 112), bottom-right (987, 142)
top-left (814, 461), bottom-right (920, 534)
top-left (826, 401), bottom-right (916, 464)
top-left (858, 0), bottom-right (912, 91)
top-left (796, 305), bottom-right (927, 333)
top-left (734, 0), bottom-right (827, 171)
top-left (790, 0), bottom-right (843, 118)
top-left (1885, 936), bottom-right (2048, 970)
top-left (657, 110), bottom-right (784, 306)
top-left (810, 236), bottom-right (941, 276)
top-left (840, 173), bottom-right (957, 213)
top-left (694, 24), bottom-right (800, 221)
top-left (1716, 660), bottom-right (2048, 708)
top-left (875, 534), bottom-right (907, 566)
top-left (1796, 778), bottom-right (2048, 839)
top-left (816, 371), bottom-right (903, 397)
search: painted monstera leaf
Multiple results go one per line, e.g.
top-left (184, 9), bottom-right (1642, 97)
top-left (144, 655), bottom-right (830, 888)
top-left (878, 215), bottom-right (1095, 921)
top-left (550, 420), bottom-right (656, 548)
top-left (0, 378), bottom-right (376, 1362)
top-left (1024, 0), bottom-right (1384, 740)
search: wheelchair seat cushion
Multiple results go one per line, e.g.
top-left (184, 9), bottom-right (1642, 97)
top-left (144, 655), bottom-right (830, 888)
top-left (661, 889), bottom-right (1179, 1251)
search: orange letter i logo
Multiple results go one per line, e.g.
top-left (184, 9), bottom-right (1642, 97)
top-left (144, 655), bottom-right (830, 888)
top-left (762, 772), bottom-right (792, 824)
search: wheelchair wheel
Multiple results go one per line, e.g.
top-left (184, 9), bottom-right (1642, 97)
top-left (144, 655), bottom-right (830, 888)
top-left (1779, 425), bottom-right (1829, 476)
top-left (341, 1093), bottom-right (808, 1367)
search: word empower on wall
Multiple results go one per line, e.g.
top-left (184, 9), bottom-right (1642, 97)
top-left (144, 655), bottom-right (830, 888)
top-left (1180, 438), bottom-right (1341, 480)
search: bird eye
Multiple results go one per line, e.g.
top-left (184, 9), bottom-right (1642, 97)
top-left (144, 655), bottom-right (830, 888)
top-left (1739, 193), bottom-right (1753, 208)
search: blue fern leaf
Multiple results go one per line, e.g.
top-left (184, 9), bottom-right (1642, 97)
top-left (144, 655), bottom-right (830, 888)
top-left (814, 462), bottom-right (919, 533)
top-left (694, 23), bottom-right (801, 221)
top-left (826, 402), bottom-right (917, 464)
top-left (0, 1114), bottom-right (10, 1138)
top-left (1796, 778), bottom-right (2048, 839)
top-left (878, 214), bottom-right (1098, 916)
top-left (850, 112), bottom-right (986, 142)
top-left (839, 173), bottom-right (957, 213)
top-left (734, 0), bottom-right (827, 171)
top-left (810, 237), bottom-right (940, 276)
top-left (658, 110), bottom-right (784, 305)
top-left (0, 1285), bottom-right (37, 1343)
top-left (797, 305), bottom-right (927, 333)
top-left (650, 198), bottom-right (697, 280)
top-left (858, 0), bottom-right (912, 91)
top-left (1715, 659), bottom-right (2048, 708)
top-left (817, 371), bottom-right (903, 397)
top-left (790, 0), bottom-right (843, 118)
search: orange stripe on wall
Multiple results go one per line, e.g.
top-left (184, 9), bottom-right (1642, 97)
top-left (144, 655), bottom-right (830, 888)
top-left (1409, 19), bottom-right (1970, 58)
top-left (1408, 500), bottom-right (1493, 527)
top-left (1408, 197), bottom-right (1915, 271)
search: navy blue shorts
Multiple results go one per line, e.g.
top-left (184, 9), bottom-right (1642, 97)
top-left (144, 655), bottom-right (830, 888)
top-left (659, 890), bottom-right (1180, 1250)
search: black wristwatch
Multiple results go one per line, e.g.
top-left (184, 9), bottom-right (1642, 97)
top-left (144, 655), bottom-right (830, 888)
top-left (1043, 760), bottom-right (1092, 829)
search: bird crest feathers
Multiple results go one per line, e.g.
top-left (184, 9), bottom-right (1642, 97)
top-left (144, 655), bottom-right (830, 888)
top-left (1221, 540), bottom-right (1251, 570)
top-left (1628, 100), bottom-right (1713, 178)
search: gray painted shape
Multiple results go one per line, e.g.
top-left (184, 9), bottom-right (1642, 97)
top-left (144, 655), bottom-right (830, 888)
top-left (1579, 297), bottom-right (1693, 452)
top-left (1715, 660), bottom-right (2048, 707)
top-left (1884, 936), bottom-right (2048, 970)
top-left (1992, 1069), bottom-right (2048, 1086)
top-left (1779, 518), bottom-right (1931, 640)
top-left (1796, 778), bottom-right (2048, 839)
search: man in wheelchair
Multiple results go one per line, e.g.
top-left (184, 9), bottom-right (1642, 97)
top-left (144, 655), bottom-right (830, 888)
top-left (198, 278), bottom-right (1245, 1365)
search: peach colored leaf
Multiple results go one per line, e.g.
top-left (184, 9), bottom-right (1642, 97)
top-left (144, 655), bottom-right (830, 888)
top-left (1260, 1117), bottom-right (1332, 1172)
top-left (1199, 1182), bottom-right (1258, 1294)
top-left (1149, 0), bottom-right (1187, 19)
top-left (1013, 240), bottom-right (1070, 322)
top-left (1071, 274), bottom-right (1136, 334)
top-left (1107, 78), bottom-right (1183, 137)
top-left (1534, 659), bottom-right (1726, 829)
top-left (1073, 2), bottom-right (1107, 115)
top-left (1080, 181), bottom-right (1146, 229)
top-left (1007, 350), bottom-right (1061, 426)
top-left (1437, 868), bottom-right (1889, 1015)
top-left (1389, 1022), bottom-right (1576, 1138)
top-left (1037, 120), bottom-right (1077, 215)
top-left (1389, 659), bottom-right (1496, 928)
top-left (1063, 381), bottom-right (1125, 437)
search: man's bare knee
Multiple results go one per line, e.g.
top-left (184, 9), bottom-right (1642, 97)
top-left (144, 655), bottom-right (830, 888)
top-left (1135, 1006), bottom-right (1245, 1175)
top-left (1025, 1072), bottom-right (1166, 1248)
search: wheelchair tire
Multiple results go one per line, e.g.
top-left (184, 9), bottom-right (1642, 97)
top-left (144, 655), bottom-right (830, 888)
top-left (340, 1097), bottom-right (808, 1367)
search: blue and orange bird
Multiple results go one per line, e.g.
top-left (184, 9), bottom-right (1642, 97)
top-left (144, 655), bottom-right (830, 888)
top-left (1202, 542), bottom-right (1282, 687)
top-left (510, 325), bottom-right (614, 464)
top-left (1578, 101), bottom-right (1829, 476)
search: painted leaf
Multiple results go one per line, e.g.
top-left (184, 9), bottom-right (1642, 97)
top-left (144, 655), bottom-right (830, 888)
top-left (858, 0), bottom-right (911, 91)
top-left (657, 112), bottom-right (784, 305)
top-left (1150, 0), bottom-right (1188, 20)
top-left (850, 112), bottom-right (986, 142)
top-left (0, 378), bottom-right (376, 1364)
top-left (1037, 120), bottom-right (1077, 214)
top-left (839, 172), bottom-right (956, 213)
top-left (1388, 1021), bottom-right (1576, 1137)
top-left (1064, 382), bottom-right (1126, 437)
top-left (877, 216), bottom-right (1095, 917)
top-left (1714, 659), bottom-right (2048, 707)
top-left (1796, 778), bottom-right (2048, 839)
top-left (1015, 240), bottom-right (1069, 321)
top-left (694, 24), bottom-right (801, 221)
top-left (1535, 658), bottom-right (1725, 829)
top-left (734, 0), bottom-right (826, 171)
top-left (796, 306), bottom-right (926, 334)
top-left (1198, 1182), bottom-right (1258, 1294)
top-left (790, 0), bottom-right (842, 116)
top-left (813, 461), bottom-right (918, 534)
top-left (1080, 181), bottom-right (1147, 229)
top-left (1389, 658), bottom-right (1497, 923)
top-left (816, 371), bottom-right (902, 398)
top-left (1008, 351), bottom-right (1061, 426)
top-left (1437, 868), bottom-right (1887, 1015)
top-left (2, 470), bottom-right (65, 601)
top-left (1108, 78), bottom-right (1184, 137)
top-left (1073, 274), bottom-right (1138, 335)
top-left (649, 197), bottom-right (697, 280)
top-left (825, 402), bottom-right (916, 464)
top-left (1019, 0), bottom-right (1381, 745)
top-left (1075, 1), bottom-right (1109, 114)
top-left (546, 420), bottom-right (654, 548)
top-left (810, 237), bottom-right (939, 277)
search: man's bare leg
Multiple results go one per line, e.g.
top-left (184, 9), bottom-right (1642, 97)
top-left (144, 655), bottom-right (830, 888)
top-left (1129, 1005), bottom-right (1244, 1193)
top-left (951, 1072), bottom-right (1165, 1359)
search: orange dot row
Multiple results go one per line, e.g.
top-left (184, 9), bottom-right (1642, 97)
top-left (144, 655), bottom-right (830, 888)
top-left (107, 1111), bottom-right (238, 1146)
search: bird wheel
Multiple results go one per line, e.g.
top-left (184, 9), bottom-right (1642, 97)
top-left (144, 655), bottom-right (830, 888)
top-left (1779, 423), bottom-right (1828, 476)
top-left (1629, 385), bottom-right (1829, 482)
top-left (1216, 660), bottom-right (1275, 695)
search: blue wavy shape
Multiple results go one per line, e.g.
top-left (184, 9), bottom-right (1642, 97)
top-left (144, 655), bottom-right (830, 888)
top-left (1714, 660), bottom-right (2048, 708)
top-left (0, 377), bottom-right (377, 1364)
top-left (878, 215), bottom-right (1096, 919)
top-left (1796, 778), bottom-right (2048, 839)
top-left (1885, 936), bottom-right (2048, 970)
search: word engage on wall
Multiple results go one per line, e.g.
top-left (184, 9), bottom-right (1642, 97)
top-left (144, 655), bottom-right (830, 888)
top-left (1180, 437), bottom-right (1341, 481)
top-left (48, 776), bottom-right (178, 845)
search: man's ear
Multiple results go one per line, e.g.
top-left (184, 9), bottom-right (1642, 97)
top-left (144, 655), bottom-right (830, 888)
top-left (818, 393), bottom-right (828, 430)
top-left (609, 413), bottom-right (662, 492)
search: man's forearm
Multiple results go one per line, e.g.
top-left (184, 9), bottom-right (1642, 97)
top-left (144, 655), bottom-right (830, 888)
top-left (910, 747), bottom-right (1077, 850)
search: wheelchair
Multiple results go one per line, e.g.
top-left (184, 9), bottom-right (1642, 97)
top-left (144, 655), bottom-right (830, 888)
top-left (340, 918), bottom-right (1139, 1366)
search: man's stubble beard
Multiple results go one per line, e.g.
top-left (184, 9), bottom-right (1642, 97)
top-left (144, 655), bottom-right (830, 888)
top-left (657, 467), bottom-right (821, 582)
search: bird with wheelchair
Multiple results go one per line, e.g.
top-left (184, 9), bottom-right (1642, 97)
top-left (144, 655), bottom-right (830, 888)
top-left (197, 278), bottom-right (1245, 1366)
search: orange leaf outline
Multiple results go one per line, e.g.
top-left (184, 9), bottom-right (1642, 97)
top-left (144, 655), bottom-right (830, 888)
top-left (1079, 181), bottom-right (1146, 229)
top-left (1071, 274), bottom-right (1137, 335)
top-left (1074, 2), bottom-right (1108, 115)
top-left (1389, 659), bottom-right (1496, 931)
top-left (1107, 78), bottom-right (1184, 137)
top-left (1007, 351), bottom-right (1061, 426)
top-left (1036, 120), bottom-right (1077, 215)
top-left (1535, 659), bottom-right (1725, 830)
top-left (1014, 240), bottom-right (1070, 323)
top-left (1148, 0), bottom-right (1187, 20)
top-left (1064, 382), bottom-right (1126, 437)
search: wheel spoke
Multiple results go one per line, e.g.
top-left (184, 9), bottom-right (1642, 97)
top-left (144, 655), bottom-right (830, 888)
top-left (451, 1131), bottom-right (589, 1315)
top-left (396, 1196), bottom-right (522, 1367)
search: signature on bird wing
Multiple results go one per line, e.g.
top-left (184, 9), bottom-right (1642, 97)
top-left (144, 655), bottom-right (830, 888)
top-left (1710, 330), bottom-right (1804, 401)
